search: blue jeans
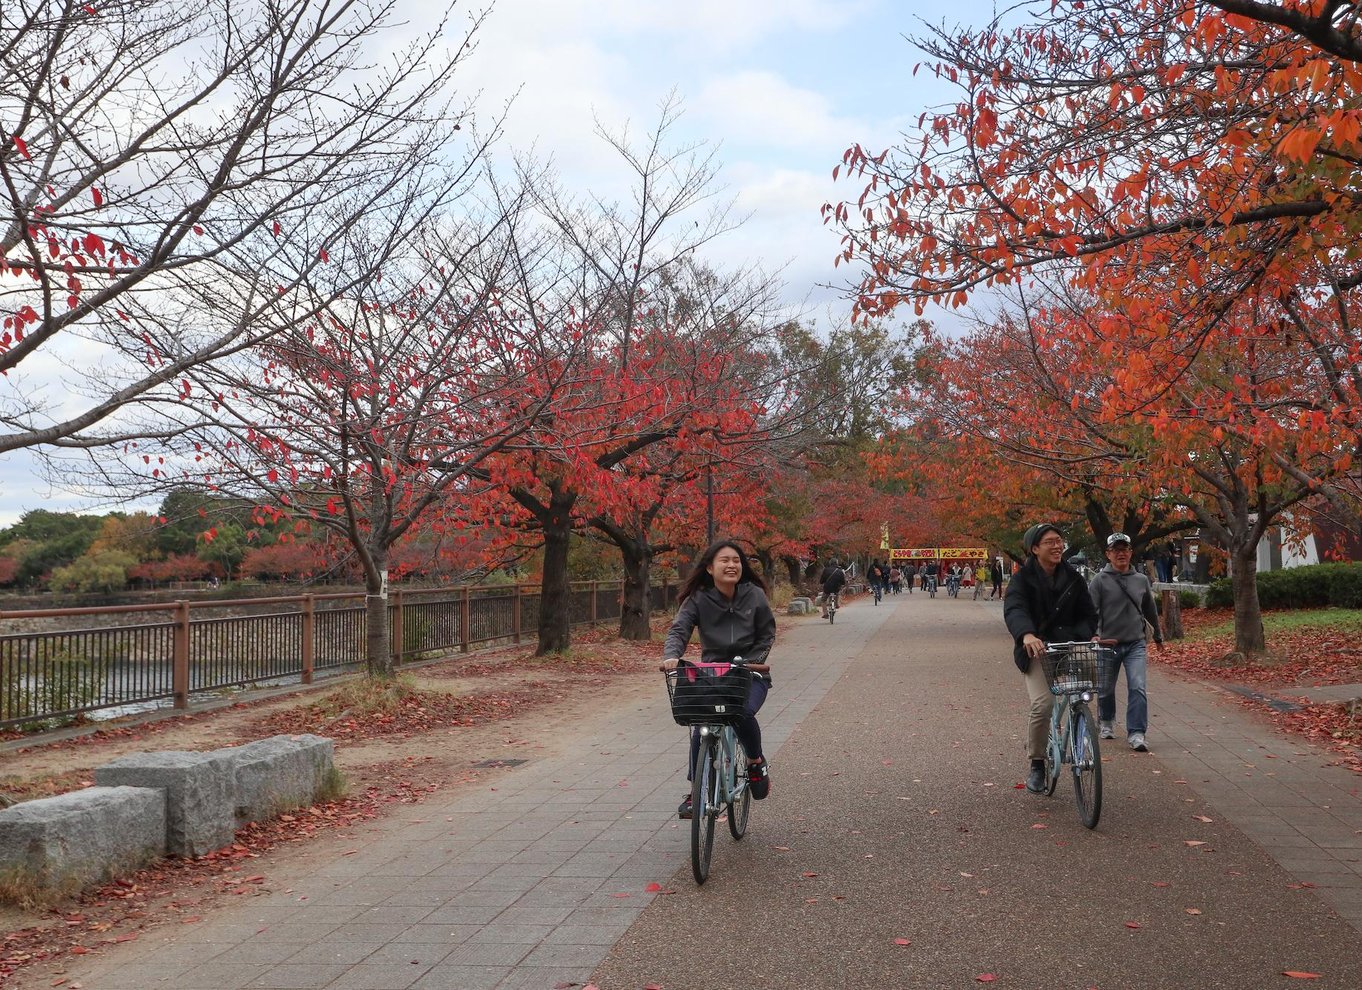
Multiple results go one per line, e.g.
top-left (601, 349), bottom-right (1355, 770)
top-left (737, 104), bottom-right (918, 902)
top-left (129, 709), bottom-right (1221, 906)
top-left (688, 677), bottom-right (768, 779)
top-left (1099, 640), bottom-right (1148, 734)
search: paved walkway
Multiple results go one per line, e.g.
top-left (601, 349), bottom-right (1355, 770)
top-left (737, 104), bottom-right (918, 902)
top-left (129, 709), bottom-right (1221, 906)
top-left (33, 595), bottom-right (1362, 989)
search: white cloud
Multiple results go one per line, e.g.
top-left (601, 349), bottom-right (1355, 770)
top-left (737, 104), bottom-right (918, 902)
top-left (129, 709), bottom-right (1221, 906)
top-left (694, 71), bottom-right (868, 152)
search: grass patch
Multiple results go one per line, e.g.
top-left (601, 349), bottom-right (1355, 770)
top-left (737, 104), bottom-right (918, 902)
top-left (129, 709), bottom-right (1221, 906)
top-left (1193, 608), bottom-right (1362, 642)
top-left (313, 675), bottom-right (424, 718)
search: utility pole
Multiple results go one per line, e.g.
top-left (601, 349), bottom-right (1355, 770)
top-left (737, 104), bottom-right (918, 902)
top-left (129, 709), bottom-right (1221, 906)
top-left (706, 461), bottom-right (715, 545)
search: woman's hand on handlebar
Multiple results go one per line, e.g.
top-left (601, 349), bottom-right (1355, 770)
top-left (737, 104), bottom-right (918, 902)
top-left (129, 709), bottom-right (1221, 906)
top-left (659, 658), bottom-right (680, 673)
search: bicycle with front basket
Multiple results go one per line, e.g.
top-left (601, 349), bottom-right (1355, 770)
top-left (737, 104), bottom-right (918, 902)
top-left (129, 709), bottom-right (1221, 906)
top-left (664, 657), bottom-right (767, 883)
top-left (1040, 640), bottom-right (1114, 829)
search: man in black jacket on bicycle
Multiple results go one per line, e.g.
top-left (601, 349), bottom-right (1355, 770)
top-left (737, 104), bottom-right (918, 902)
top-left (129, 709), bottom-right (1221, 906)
top-left (1004, 523), bottom-right (1099, 793)
top-left (819, 559), bottom-right (847, 618)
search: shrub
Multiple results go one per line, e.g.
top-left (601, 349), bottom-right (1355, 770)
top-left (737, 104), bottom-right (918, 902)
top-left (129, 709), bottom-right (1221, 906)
top-left (1205, 562), bottom-right (1362, 610)
top-left (1177, 589), bottom-right (1204, 609)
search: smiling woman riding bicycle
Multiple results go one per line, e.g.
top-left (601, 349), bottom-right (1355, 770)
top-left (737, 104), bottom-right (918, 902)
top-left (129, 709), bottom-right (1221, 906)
top-left (1004, 523), bottom-right (1098, 794)
top-left (660, 539), bottom-right (776, 818)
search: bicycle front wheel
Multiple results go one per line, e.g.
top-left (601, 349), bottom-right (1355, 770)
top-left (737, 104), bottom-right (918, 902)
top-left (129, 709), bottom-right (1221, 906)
top-left (1070, 704), bottom-right (1103, 829)
top-left (728, 744), bottom-right (751, 840)
top-left (691, 737), bottom-right (717, 884)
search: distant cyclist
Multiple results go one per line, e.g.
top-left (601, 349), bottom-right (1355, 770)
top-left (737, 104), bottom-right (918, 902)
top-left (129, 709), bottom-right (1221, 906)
top-left (819, 558), bottom-right (847, 618)
top-left (868, 560), bottom-right (887, 604)
top-left (924, 559), bottom-right (939, 595)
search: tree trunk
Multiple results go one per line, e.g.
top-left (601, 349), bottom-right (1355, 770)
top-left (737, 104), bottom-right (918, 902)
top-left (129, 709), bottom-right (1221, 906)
top-left (363, 558), bottom-right (393, 678)
top-left (1230, 544), bottom-right (1266, 655)
top-left (617, 541), bottom-right (652, 641)
top-left (1160, 590), bottom-right (1184, 640)
top-left (535, 489), bottom-right (577, 655)
top-left (781, 554), bottom-right (802, 589)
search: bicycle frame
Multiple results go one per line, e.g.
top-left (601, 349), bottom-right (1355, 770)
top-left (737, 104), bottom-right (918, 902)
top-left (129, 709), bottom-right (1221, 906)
top-left (690, 720), bottom-right (751, 883)
top-left (1043, 672), bottom-right (1103, 829)
top-left (699, 723), bottom-right (745, 807)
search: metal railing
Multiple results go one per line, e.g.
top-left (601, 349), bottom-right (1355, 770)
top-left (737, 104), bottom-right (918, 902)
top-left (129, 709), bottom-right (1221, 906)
top-left (0, 580), bottom-right (675, 730)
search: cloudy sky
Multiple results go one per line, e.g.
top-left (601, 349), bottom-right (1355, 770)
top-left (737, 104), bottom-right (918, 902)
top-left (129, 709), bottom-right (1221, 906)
top-left (0, 0), bottom-right (1003, 525)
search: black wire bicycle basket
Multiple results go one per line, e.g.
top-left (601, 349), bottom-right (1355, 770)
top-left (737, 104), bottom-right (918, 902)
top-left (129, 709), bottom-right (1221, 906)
top-left (666, 661), bottom-right (752, 726)
top-left (1041, 642), bottom-right (1113, 696)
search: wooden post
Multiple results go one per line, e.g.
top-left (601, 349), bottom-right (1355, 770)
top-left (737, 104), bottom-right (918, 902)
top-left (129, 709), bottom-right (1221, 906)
top-left (391, 589), bottom-right (404, 668)
top-left (1161, 590), bottom-right (1185, 640)
top-left (460, 585), bottom-right (471, 653)
top-left (172, 601), bottom-right (190, 709)
top-left (590, 581), bottom-right (598, 623)
top-left (301, 594), bottom-right (315, 685)
top-left (512, 584), bottom-right (522, 645)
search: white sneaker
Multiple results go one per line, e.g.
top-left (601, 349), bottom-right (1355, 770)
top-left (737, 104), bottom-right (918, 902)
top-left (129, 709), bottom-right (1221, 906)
top-left (1099, 721), bottom-right (1115, 740)
top-left (1129, 732), bottom-right (1148, 752)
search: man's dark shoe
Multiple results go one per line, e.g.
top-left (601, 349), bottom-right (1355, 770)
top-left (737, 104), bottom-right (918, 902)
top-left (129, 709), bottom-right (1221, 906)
top-left (677, 794), bottom-right (692, 819)
top-left (1025, 763), bottom-right (1046, 793)
top-left (748, 757), bottom-right (770, 800)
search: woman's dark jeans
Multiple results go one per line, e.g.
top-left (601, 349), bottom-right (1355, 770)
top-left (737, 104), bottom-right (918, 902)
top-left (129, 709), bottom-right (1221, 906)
top-left (687, 676), bottom-right (768, 780)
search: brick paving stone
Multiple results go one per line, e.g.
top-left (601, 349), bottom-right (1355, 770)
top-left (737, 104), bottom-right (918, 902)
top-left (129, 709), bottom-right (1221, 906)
top-left (244, 962), bottom-right (350, 988)
top-left (409, 965), bottom-right (509, 989)
top-left (520, 943), bottom-right (607, 967)
top-left (362, 942), bottom-right (457, 965)
top-left (464, 923), bottom-right (554, 943)
top-left (542, 923), bottom-right (632, 945)
top-left (324, 964), bottom-right (430, 990)
top-left (439, 939), bottom-right (532, 966)
top-left (493, 967), bottom-right (597, 990)
top-left (387, 924), bottom-right (478, 944)
top-left (173, 962), bottom-right (274, 990)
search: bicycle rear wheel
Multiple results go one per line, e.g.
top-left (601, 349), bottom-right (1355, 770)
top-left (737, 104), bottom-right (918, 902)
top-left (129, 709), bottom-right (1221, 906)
top-left (691, 737), bottom-right (717, 884)
top-left (727, 743), bottom-right (751, 840)
top-left (1070, 704), bottom-right (1103, 829)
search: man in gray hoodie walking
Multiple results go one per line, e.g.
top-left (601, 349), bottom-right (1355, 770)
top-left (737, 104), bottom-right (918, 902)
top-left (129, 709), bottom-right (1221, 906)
top-left (1088, 533), bottom-right (1164, 751)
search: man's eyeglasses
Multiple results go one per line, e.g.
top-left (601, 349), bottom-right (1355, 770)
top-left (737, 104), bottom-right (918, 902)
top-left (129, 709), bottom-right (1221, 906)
top-left (1035, 537), bottom-right (1066, 548)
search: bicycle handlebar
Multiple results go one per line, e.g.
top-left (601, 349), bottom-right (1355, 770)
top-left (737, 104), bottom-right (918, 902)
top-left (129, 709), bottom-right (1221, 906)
top-left (659, 657), bottom-right (771, 675)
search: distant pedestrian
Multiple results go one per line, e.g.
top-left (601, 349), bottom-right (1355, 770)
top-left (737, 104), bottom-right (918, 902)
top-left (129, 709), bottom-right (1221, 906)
top-left (989, 557), bottom-right (1003, 599)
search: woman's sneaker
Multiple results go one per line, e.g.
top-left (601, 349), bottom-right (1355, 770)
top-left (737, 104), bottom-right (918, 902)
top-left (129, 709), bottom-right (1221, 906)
top-left (748, 758), bottom-right (770, 800)
top-left (1099, 721), bottom-right (1115, 739)
top-left (677, 794), bottom-right (692, 819)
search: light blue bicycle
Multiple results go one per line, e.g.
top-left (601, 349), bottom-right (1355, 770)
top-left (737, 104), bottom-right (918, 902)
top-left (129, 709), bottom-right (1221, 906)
top-left (1040, 641), bottom-right (1113, 829)
top-left (665, 658), bottom-right (767, 883)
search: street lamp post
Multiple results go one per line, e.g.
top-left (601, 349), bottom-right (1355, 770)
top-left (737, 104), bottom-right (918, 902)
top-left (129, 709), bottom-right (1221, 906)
top-left (706, 460), bottom-right (715, 545)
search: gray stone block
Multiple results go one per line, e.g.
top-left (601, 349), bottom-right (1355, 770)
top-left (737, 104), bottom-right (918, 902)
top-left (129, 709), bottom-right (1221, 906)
top-left (227, 734), bottom-right (335, 825)
top-left (95, 750), bottom-right (237, 857)
top-left (0, 786), bottom-right (166, 892)
top-left (786, 600), bottom-right (811, 615)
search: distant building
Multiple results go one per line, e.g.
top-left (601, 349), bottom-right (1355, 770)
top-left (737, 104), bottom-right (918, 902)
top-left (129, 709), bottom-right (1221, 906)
top-left (1257, 508), bottom-right (1362, 571)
